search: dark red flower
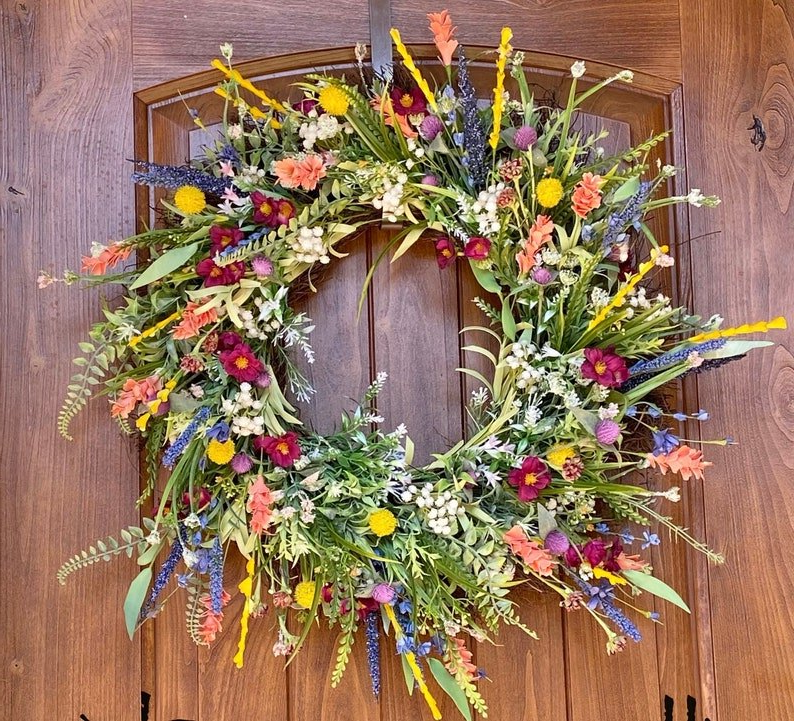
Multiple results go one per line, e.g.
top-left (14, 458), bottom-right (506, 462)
top-left (250, 191), bottom-right (280, 226)
top-left (321, 584), bottom-right (334, 603)
top-left (218, 331), bottom-right (243, 351)
top-left (357, 597), bottom-right (379, 621)
top-left (253, 431), bottom-right (301, 468)
top-left (196, 257), bottom-right (246, 287)
top-left (276, 199), bottom-right (295, 226)
top-left (220, 342), bottom-right (264, 382)
top-left (435, 236), bottom-right (456, 269)
top-left (464, 236), bottom-right (491, 261)
top-left (181, 487), bottom-right (212, 510)
top-left (390, 87), bottom-right (427, 117)
top-left (293, 98), bottom-right (320, 114)
top-left (580, 347), bottom-right (629, 388)
top-left (603, 539), bottom-right (623, 572)
top-left (564, 545), bottom-right (582, 568)
top-left (582, 538), bottom-right (607, 567)
top-left (209, 225), bottom-right (244, 253)
top-left (507, 456), bottom-right (551, 502)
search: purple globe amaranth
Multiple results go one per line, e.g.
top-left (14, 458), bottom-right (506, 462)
top-left (544, 529), bottom-right (571, 555)
top-left (532, 266), bottom-right (553, 285)
top-left (595, 419), bottom-right (622, 445)
top-left (231, 452), bottom-right (253, 474)
top-left (419, 114), bottom-right (444, 141)
top-left (421, 174), bottom-right (439, 186)
top-left (371, 583), bottom-right (396, 604)
top-left (514, 124), bottom-right (538, 150)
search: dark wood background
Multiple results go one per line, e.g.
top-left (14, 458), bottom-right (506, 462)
top-left (2, 1), bottom-right (793, 720)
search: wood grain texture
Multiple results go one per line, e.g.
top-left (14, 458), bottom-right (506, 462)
top-left (131, 0), bottom-right (371, 91)
top-left (681, 1), bottom-right (794, 719)
top-left (391, 0), bottom-right (682, 83)
top-left (1, 0), bottom-right (140, 720)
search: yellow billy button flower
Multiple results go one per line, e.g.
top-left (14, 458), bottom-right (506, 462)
top-left (317, 85), bottom-right (349, 116)
top-left (546, 444), bottom-right (576, 469)
top-left (294, 580), bottom-right (317, 609)
top-left (173, 185), bottom-right (206, 215)
top-left (369, 508), bottom-right (398, 537)
top-left (536, 177), bottom-right (564, 208)
top-left (206, 438), bottom-right (235, 465)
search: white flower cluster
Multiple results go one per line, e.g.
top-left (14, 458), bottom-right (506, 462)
top-left (220, 382), bottom-right (265, 436)
top-left (470, 183), bottom-right (505, 235)
top-left (299, 113), bottom-right (342, 150)
top-left (624, 286), bottom-right (671, 320)
top-left (372, 174), bottom-right (408, 222)
top-left (290, 226), bottom-right (329, 265)
top-left (236, 164), bottom-right (267, 187)
top-left (402, 483), bottom-right (464, 535)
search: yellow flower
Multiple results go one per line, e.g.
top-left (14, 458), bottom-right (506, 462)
top-left (207, 438), bottom-right (235, 465)
top-left (546, 445), bottom-right (576, 469)
top-left (592, 566), bottom-right (627, 586)
top-left (369, 508), bottom-right (397, 537)
top-left (536, 178), bottom-right (564, 208)
top-left (173, 185), bottom-right (206, 215)
top-left (294, 580), bottom-right (316, 609)
top-left (318, 85), bottom-right (349, 116)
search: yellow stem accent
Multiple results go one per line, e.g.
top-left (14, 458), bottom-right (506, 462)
top-left (587, 246), bottom-right (668, 331)
top-left (688, 316), bottom-right (787, 343)
top-left (211, 58), bottom-right (287, 113)
top-left (389, 29), bottom-right (438, 112)
top-left (383, 603), bottom-right (442, 719)
top-left (233, 557), bottom-right (255, 669)
top-left (129, 310), bottom-right (181, 348)
top-left (489, 27), bottom-right (513, 150)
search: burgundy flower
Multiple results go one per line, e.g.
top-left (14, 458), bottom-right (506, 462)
top-left (464, 236), bottom-right (491, 261)
top-left (507, 456), bottom-right (551, 502)
top-left (220, 343), bottom-right (264, 382)
top-left (564, 545), bottom-right (582, 568)
top-left (581, 347), bottom-right (629, 388)
top-left (582, 538), bottom-right (607, 567)
top-left (435, 236), bottom-right (456, 269)
top-left (250, 191), bottom-right (280, 226)
top-left (293, 98), bottom-right (319, 114)
top-left (181, 486), bottom-right (212, 510)
top-left (603, 539), bottom-right (623, 572)
top-left (390, 87), bottom-right (427, 117)
top-left (276, 199), bottom-right (295, 226)
top-left (209, 225), bottom-right (244, 253)
top-left (357, 597), bottom-right (379, 621)
top-left (321, 584), bottom-right (334, 603)
top-left (196, 257), bottom-right (246, 287)
top-left (253, 431), bottom-right (301, 468)
top-left (218, 331), bottom-right (243, 351)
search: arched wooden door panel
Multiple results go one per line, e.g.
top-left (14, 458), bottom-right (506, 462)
top-left (134, 48), bottom-right (697, 721)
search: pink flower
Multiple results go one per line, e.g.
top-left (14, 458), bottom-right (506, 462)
top-left (220, 343), bottom-right (264, 382)
top-left (172, 301), bottom-right (218, 340)
top-left (580, 347), bottom-right (629, 387)
top-left (196, 257), bottom-right (246, 287)
top-left (507, 456), bottom-right (551, 502)
top-left (254, 431), bottom-right (301, 468)
top-left (247, 475), bottom-right (276, 534)
top-left (251, 256), bottom-right (274, 277)
top-left (463, 236), bottom-right (491, 261)
top-left (81, 243), bottom-right (132, 275)
top-left (219, 161), bottom-right (235, 177)
top-left (231, 453), bottom-right (253, 474)
top-left (594, 419), bottom-right (622, 445)
top-left (110, 375), bottom-right (162, 418)
top-left (571, 172), bottom-right (603, 218)
top-left (435, 236), bottom-right (456, 269)
top-left (371, 583), bottom-right (396, 604)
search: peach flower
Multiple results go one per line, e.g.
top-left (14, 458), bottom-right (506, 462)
top-left (273, 155), bottom-right (327, 191)
top-left (110, 375), bottom-right (162, 418)
top-left (516, 214), bottom-right (554, 274)
top-left (503, 525), bottom-right (557, 576)
top-left (571, 172), bottom-right (603, 218)
top-left (647, 445), bottom-right (713, 481)
top-left (172, 301), bottom-right (218, 340)
top-left (81, 243), bottom-right (132, 275)
top-left (427, 11), bottom-right (459, 66)
top-left (616, 552), bottom-right (649, 571)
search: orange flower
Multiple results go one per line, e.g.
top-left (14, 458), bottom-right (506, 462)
top-left (427, 11), bottom-right (458, 66)
top-left (247, 475), bottom-right (277, 534)
top-left (198, 589), bottom-right (231, 644)
top-left (647, 444), bottom-right (713, 481)
top-left (110, 375), bottom-right (162, 418)
top-left (446, 637), bottom-right (478, 679)
top-left (571, 172), bottom-right (603, 218)
top-left (81, 243), bottom-right (132, 275)
top-left (371, 95), bottom-right (418, 138)
top-left (273, 154), bottom-right (327, 191)
top-left (503, 525), bottom-right (557, 576)
top-left (616, 552), bottom-right (648, 571)
top-left (516, 214), bottom-right (554, 274)
top-left (172, 301), bottom-right (218, 340)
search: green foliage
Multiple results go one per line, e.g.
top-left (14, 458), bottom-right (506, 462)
top-left (57, 526), bottom-right (148, 584)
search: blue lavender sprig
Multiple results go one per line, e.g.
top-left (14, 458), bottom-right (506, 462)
top-left (601, 599), bottom-right (642, 642)
top-left (365, 611), bottom-right (381, 697)
top-left (208, 537), bottom-right (224, 614)
top-left (162, 407), bottom-right (211, 470)
top-left (457, 48), bottom-right (488, 191)
top-left (601, 181), bottom-right (652, 251)
top-left (131, 161), bottom-right (231, 196)
top-left (627, 338), bottom-right (727, 376)
top-left (141, 536), bottom-right (183, 619)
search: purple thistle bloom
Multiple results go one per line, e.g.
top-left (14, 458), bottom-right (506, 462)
top-left (532, 266), bottom-right (553, 285)
top-left (652, 428), bottom-right (680, 455)
top-left (251, 256), bottom-right (274, 278)
top-left (595, 419), bottom-right (621, 445)
top-left (208, 537), bottom-right (224, 614)
top-left (514, 124), bottom-right (538, 150)
top-left (162, 407), bottom-right (211, 469)
top-left (421, 174), bottom-right (439, 186)
top-left (419, 114), bottom-right (444, 141)
top-left (372, 583), bottom-right (396, 604)
top-left (130, 161), bottom-right (231, 196)
top-left (231, 453), bottom-right (253, 474)
top-left (365, 611), bottom-right (381, 697)
top-left (141, 537), bottom-right (183, 618)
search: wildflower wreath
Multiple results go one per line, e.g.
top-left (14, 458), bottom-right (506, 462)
top-left (50, 12), bottom-right (786, 719)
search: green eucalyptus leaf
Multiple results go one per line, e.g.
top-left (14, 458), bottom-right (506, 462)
top-left (612, 175), bottom-right (640, 203)
top-left (623, 570), bottom-right (690, 613)
top-left (123, 567), bottom-right (152, 638)
top-left (130, 242), bottom-right (199, 290)
top-left (427, 658), bottom-right (473, 721)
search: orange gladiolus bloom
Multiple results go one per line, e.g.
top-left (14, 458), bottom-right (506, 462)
top-left (571, 172), bottom-right (604, 218)
top-left (647, 444), bottom-right (713, 481)
top-left (427, 10), bottom-right (459, 66)
top-left (516, 214), bottom-right (554, 274)
top-left (273, 154), bottom-right (327, 191)
top-left (172, 301), bottom-right (218, 340)
top-left (81, 243), bottom-right (132, 275)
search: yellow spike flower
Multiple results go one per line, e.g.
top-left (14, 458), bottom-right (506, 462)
top-left (129, 310), bottom-right (182, 348)
top-left (489, 27), bottom-right (513, 150)
top-left (688, 316), bottom-right (787, 343)
top-left (233, 557), bottom-right (255, 668)
top-left (592, 566), bottom-right (628, 586)
top-left (210, 58), bottom-right (286, 113)
top-left (389, 28), bottom-right (438, 112)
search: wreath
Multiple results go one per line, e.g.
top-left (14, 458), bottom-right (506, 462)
top-left (48, 11), bottom-right (786, 719)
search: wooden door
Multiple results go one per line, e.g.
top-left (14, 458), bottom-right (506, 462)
top-left (4, 2), bottom-right (792, 721)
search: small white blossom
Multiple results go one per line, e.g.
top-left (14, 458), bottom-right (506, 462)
top-left (146, 530), bottom-right (161, 545)
top-left (571, 61), bottom-right (586, 78)
top-left (686, 189), bottom-right (706, 207)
